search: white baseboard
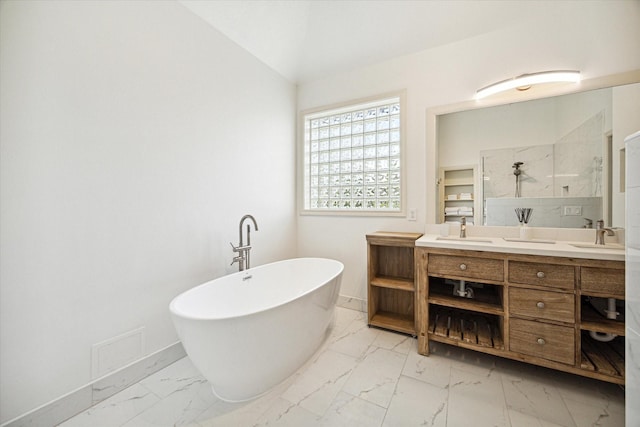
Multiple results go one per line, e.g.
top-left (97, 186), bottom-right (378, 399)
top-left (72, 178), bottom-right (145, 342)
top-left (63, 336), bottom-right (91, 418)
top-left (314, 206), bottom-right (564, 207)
top-left (4, 297), bottom-right (363, 427)
top-left (2, 342), bottom-right (186, 427)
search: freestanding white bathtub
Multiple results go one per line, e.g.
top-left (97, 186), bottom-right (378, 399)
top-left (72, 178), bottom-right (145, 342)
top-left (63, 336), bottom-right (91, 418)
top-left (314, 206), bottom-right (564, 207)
top-left (169, 257), bottom-right (343, 402)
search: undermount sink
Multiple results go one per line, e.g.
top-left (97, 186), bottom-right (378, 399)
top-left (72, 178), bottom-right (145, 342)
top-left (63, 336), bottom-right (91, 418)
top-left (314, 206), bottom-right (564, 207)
top-left (436, 236), bottom-right (493, 243)
top-left (503, 238), bottom-right (556, 244)
top-left (569, 243), bottom-right (624, 250)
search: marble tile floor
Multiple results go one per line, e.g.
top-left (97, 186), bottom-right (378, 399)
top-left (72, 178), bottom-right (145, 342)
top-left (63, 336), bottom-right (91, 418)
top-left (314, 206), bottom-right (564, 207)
top-left (59, 307), bottom-right (625, 427)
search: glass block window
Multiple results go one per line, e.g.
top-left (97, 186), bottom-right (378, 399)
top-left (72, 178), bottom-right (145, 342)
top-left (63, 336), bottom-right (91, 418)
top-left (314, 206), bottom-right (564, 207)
top-left (302, 95), bottom-right (403, 213)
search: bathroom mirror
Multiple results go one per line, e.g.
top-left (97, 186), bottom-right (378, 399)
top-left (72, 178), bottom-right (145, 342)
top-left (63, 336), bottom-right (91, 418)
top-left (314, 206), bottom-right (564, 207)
top-left (433, 73), bottom-right (640, 228)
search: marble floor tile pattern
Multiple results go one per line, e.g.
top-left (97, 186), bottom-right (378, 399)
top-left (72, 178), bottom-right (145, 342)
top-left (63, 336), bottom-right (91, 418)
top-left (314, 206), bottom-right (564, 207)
top-left (59, 307), bottom-right (625, 426)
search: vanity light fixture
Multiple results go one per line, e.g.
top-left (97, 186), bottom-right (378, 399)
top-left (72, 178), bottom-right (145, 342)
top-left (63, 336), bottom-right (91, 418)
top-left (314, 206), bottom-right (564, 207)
top-left (475, 70), bottom-right (581, 100)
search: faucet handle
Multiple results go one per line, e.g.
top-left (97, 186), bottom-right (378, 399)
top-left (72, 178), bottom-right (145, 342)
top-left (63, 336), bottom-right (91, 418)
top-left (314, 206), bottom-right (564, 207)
top-left (231, 242), bottom-right (251, 252)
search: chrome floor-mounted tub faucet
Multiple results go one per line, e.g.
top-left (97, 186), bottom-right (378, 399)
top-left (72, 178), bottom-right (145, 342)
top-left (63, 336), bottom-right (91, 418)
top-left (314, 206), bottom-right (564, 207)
top-left (231, 214), bottom-right (259, 271)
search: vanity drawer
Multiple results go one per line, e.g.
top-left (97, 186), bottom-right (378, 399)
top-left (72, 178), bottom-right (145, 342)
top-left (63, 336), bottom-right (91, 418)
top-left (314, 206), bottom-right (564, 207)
top-left (509, 288), bottom-right (574, 323)
top-left (428, 254), bottom-right (503, 282)
top-left (509, 318), bottom-right (575, 365)
top-left (581, 267), bottom-right (625, 298)
top-left (508, 261), bottom-right (574, 290)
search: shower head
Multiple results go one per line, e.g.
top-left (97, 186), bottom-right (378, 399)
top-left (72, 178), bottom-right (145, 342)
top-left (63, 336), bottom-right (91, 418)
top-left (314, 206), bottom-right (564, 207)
top-left (513, 162), bottom-right (523, 176)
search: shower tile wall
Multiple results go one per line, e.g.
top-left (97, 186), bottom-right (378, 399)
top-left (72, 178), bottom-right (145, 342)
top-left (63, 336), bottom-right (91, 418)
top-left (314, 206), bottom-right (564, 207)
top-left (485, 196), bottom-right (602, 228)
top-left (482, 111), bottom-right (604, 199)
top-left (482, 144), bottom-right (554, 199)
top-left (626, 130), bottom-right (640, 426)
top-left (554, 111), bottom-right (605, 197)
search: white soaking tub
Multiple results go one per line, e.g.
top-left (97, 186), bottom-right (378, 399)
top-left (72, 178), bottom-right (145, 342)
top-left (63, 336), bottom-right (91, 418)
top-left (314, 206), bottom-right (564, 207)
top-left (169, 257), bottom-right (343, 402)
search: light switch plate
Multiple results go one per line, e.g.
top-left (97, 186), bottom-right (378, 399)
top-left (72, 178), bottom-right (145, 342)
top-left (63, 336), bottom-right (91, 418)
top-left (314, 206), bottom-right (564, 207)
top-left (563, 205), bottom-right (582, 216)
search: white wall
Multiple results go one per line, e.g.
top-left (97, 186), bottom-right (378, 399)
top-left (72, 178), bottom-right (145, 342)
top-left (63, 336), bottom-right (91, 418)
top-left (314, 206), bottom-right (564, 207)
top-left (0, 1), bottom-right (296, 422)
top-left (297, 2), bottom-right (640, 304)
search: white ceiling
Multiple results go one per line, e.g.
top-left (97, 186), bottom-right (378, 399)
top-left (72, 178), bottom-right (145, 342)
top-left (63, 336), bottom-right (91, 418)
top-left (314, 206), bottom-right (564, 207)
top-left (179, 1), bottom-right (576, 84)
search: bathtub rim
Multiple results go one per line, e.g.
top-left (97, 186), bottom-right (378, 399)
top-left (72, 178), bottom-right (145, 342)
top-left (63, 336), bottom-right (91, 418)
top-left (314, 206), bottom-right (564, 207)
top-left (169, 257), bottom-right (344, 321)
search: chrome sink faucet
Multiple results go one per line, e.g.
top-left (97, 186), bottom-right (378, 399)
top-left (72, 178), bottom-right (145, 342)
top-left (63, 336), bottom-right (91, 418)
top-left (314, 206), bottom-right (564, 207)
top-left (230, 214), bottom-right (259, 271)
top-left (594, 219), bottom-right (614, 245)
top-left (460, 217), bottom-right (466, 238)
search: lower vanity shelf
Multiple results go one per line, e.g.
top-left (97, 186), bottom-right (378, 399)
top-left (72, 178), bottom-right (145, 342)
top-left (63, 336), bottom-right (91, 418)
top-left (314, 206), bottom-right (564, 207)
top-left (369, 310), bottom-right (415, 335)
top-left (428, 306), bottom-right (504, 351)
top-left (427, 307), bottom-right (625, 384)
top-left (580, 332), bottom-right (625, 380)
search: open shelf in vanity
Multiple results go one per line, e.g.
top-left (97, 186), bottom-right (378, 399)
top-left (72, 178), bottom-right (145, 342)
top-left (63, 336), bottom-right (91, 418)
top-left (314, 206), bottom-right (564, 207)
top-left (577, 263), bottom-right (626, 381)
top-left (427, 277), bottom-right (506, 351)
top-left (580, 302), bottom-right (625, 335)
top-left (428, 278), bottom-right (504, 315)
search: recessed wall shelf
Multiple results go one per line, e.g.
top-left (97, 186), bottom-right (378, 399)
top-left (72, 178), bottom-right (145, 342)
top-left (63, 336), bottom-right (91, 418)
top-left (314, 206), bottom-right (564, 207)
top-left (438, 165), bottom-right (478, 225)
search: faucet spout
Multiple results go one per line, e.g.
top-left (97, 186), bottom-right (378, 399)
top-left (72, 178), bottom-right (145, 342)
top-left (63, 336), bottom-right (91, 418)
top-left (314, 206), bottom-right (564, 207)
top-left (234, 215), bottom-right (259, 271)
top-left (460, 217), bottom-right (466, 238)
top-left (594, 219), bottom-right (614, 245)
top-left (239, 214), bottom-right (259, 246)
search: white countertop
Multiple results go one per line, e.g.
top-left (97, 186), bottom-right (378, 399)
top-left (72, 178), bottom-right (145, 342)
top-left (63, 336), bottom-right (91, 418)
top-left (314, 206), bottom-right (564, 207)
top-left (416, 225), bottom-right (625, 261)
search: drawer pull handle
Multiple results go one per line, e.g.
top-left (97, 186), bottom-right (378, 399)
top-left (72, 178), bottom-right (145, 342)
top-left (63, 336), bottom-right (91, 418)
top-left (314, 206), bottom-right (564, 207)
top-left (536, 302), bottom-right (545, 309)
top-left (536, 271), bottom-right (545, 279)
top-left (459, 264), bottom-right (467, 271)
top-left (537, 338), bottom-right (546, 345)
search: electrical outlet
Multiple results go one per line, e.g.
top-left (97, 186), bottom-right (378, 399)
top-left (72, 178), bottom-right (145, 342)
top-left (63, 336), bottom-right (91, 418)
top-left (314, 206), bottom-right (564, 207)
top-left (563, 205), bottom-right (582, 216)
top-left (408, 208), bottom-right (417, 221)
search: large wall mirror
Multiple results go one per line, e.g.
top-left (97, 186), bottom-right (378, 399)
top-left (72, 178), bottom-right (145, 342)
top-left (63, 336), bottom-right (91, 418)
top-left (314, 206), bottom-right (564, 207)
top-left (433, 73), bottom-right (640, 229)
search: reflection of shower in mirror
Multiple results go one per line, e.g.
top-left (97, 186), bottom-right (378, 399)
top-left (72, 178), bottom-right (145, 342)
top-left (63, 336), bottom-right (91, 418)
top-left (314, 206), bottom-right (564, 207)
top-left (512, 162), bottom-right (523, 197)
top-left (593, 156), bottom-right (603, 196)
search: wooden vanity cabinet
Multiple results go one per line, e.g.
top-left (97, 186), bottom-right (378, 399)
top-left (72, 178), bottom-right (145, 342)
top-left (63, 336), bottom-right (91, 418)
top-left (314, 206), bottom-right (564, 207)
top-left (416, 247), bottom-right (626, 384)
top-left (366, 232), bottom-right (423, 335)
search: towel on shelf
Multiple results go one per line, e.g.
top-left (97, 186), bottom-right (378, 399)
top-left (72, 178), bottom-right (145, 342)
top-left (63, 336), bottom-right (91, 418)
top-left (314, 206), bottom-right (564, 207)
top-left (444, 207), bottom-right (459, 215)
top-left (459, 192), bottom-right (473, 200)
top-left (447, 194), bottom-right (458, 200)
